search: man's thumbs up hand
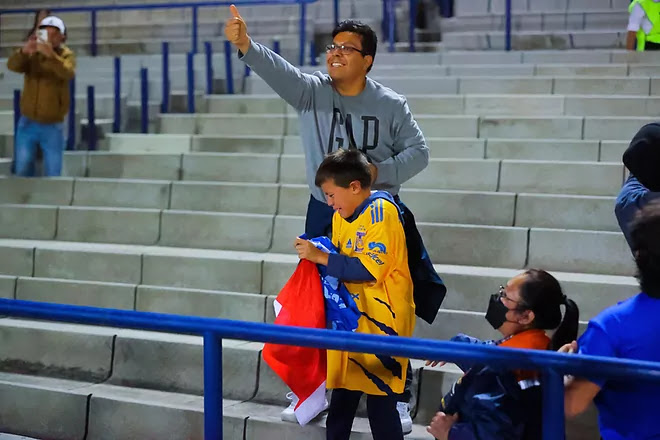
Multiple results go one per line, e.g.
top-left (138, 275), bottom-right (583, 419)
top-left (225, 4), bottom-right (250, 54)
top-left (229, 4), bottom-right (242, 18)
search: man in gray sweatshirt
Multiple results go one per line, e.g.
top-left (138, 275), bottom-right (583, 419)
top-left (225, 5), bottom-right (429, 238)
top-left (225, 5), bottom-right (440, 435)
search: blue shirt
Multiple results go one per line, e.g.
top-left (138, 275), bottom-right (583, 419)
top-left (578, 293), bottom-right (660, 440)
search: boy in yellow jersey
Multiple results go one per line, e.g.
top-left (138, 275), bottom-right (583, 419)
top-left (294, 149), bottom-right (415, 440)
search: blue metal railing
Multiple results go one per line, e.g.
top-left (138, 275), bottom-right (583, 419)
top-left (67, 79), bottom-right (76, 150)
top-left (11, 90), bottom-right (20, 173)
top-left (140, 67), bottom-right (149, 133)
top-left (87, 85), bottom-right (97, 150)
top-left (0, 0), bottom-right (316, 64)
top-left (0, 298), bottom-right (659, 440)
top-left (506, 0), bottom-right (512, 51)
top-left (113, 57), bottom-right (121, 134)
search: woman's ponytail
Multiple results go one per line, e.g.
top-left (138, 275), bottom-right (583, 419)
top-left (549, 296), bottom-right (579, 351)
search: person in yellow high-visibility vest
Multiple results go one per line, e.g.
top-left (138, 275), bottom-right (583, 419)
top-left (627, 0), bottom-right (660, 51)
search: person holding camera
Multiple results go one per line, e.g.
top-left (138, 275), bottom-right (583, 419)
top-left (7, 16), bottom-right (75, 177)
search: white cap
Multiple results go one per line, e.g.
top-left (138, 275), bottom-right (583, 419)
top-left (39, 16), bottom-right (66, 34)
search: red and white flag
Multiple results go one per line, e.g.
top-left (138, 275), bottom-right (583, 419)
top-left (262, 260), bottom-right (327, 425)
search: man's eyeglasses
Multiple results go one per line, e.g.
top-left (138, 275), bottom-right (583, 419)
top-left (325, 44), bottom-right (367, 56)
top-left (498, 285), bottom-right (529, 310)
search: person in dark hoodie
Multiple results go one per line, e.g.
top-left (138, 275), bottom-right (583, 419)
top-left (615, 122), bottom-right (660, 249)
top-left (426, 269), bottom-right (579, 440)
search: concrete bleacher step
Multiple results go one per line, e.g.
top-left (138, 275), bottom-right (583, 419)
top-left (158, 112), bottom-right (654, 141)
top-left (0, 369), bottom-right (439, 440)
top-left (103, 133), bottom-right (628, 161)
top-left (0, 239), bottom-right (638, 320)
top-left (0, 176), bottom-right (621, 231)
top-left (0, 319), bottom-right (436, 437)
top-left (453, 0), bottom-right (628, 15)
top-left (202, 94), bottom-right (660, 117)
top-left (442, 10), bottom-right (627, 33)
top-left (45, 152), bottom-right (627, 192)
top-left (246, 74), bottom-right (660, 96)
top-left (0, 205), bottom-right (634, 275)
top-left (442, 29), bottom-right (626, 51)
top-left (0, 317), bottom-right (598, 438)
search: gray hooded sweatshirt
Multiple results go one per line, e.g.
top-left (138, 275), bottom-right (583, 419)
top-left (240, 40), bottom-right (429, 203)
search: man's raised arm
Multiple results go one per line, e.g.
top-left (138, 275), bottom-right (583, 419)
top-left (224, 4), bottom-right (319, 111)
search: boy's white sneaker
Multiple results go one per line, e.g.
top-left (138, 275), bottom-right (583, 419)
top-left (397, 402), bottom-right (413, 435)
top-left (280, 392), bottom-right (299, 422)
top-left (280, 392), bottom-right (330, 423)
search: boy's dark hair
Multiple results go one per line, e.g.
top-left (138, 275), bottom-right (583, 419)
top-left (631, 201), bottom-right (660, 298)
top-left (315, 149), bottom-right (372, 189)
top-left (332, 20), bottom-right (377, 72)
top-left (518, 269), bottom-right (579, 351)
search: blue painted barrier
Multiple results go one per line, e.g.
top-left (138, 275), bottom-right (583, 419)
top-left (409, 0), bottom-right (417, 52)
top-left (224, 40), bottom-right (234, 95)
top-left (113, 56), bottom-right (121, 133)
top-left (162, 42), bottom-right (170, 113)
top-left (87, 86), bottom-right (96, 150)
top-left (12, 89), bottom-right (20, 174)
top-left (506, 0), bottom-right (512, 51)
top-left (67, 78), bottom-right (76, 150)
top-left (299, 2), bottom-right (307, 65)
top-left (205, 41), bottom-right (214, 94)
top-left (1, 298), bottom-right (660, 440)
top-left (90, 10), bottom-right (98, 56)
top-left (310, 41), bottom-right (318, 66)
top-left (140, 68), bottom-right (149, 134)
top-left (333, 0), bottom-right (339, 27)
top-left (192, 5), bottom-right (199, 54)
top-left (187, 52), bottom-right (196, 112)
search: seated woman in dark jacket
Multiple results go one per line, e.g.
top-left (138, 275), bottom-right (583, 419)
top-left (426, 269), bottom-right (580, 440)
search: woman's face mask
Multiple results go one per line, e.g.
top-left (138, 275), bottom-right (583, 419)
top-left (485, 284), bottom-right (530, 331)
top-left (485, 293), bottom-right (512, 330)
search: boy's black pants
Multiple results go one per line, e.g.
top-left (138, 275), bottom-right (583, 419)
top-left (326, 388), bottom-right (404, 440)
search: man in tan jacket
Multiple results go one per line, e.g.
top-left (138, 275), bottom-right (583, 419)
top-left (7, 15), bottom-right (75, 176)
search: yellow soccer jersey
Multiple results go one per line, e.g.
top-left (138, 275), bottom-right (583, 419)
top-left (327, 194), bottom-right (415, 396)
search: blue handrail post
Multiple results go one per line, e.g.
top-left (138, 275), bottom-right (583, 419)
top-left (113, 56), bottom-right (121, 133)
top-left (12, 90), bottom-right (20, 174)
top-left (223, 41), bottom-right (234, 95)
top-left (192, 5), bottom-right (199, 54)
top-left (205, 41), bottom-right (214, 95)
top-left (333, 0), bottom-right (339, 27)
top-left (273, 39), bottom-right (281, 55)
top-left (409, 0), bottom-right (417, 52)
top-left (87, 86), bottom-right (96, 150)
top-left (140, 68), bottom-right (149, 134)
top-left (388, 0), bottom-right (395, 53)
top-left (187, 52), bottom-right (196, 112)
top-left (299, 2), bottom-right (307, 66)
top-left (161, 42), bottom-right (170, 113)
top-left (310, 41), bottom-right (318, 66)
top-left (67, 78), bottom-right (76, 150)
top-left (542, 369), bottom-right (565, 440)
top-left (90, 10), bottom-right (98, 57)
top-left (505, 0), bottom-right (512, 51)
top-left (203, 332), bottom-right (223, 440)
